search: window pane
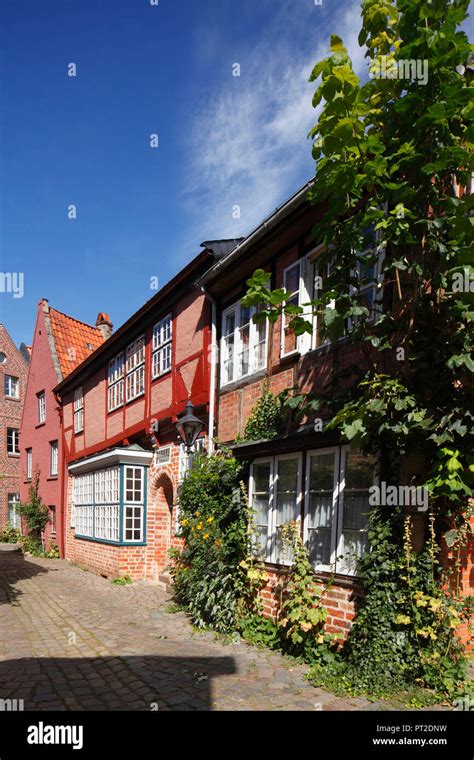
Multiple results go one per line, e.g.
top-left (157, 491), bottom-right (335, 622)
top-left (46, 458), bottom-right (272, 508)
top-left (251, 462), bottom-right (271, 559)
top-left (307, 452), bottom-right (335, 568)
top-left (275, 457), bottom-right (299, 564)
top-left (284, 263), bottom-right (300, 295)
top-left (339, 451), bottom-right (375, 574)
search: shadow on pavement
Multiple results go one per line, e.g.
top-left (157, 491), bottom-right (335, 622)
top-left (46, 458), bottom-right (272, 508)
top-left (0, 549), bottom-right (49, 606)
top-left (0, 654), bottom-right (236, 711)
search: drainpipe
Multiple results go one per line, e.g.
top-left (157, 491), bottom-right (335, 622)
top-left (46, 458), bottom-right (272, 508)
top-left (201, 286), bottom-right (217, 455)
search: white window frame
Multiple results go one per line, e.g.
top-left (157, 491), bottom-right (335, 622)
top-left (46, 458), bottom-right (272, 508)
top-left (176, 437), bottom-right (206, 532)
top-left (49, 506), bottom-right (57, 535)
top-left (126, 335), bottom-right (145, 403)
top-left (4, 374), bottom-right (19, 399)
top-left (220, 301), bottom-right (268, 386)
top-left (303, 446), bottom-right (340, 573)
top-left (7, 428), bottom-right (20, 456)
top-left (349, 225), bottom-right (385, 330)
top-left (123, 465), bottom-right (145, 543)
top-left (304, 445), bottom-right (376, 576)
top-left (281, 245), bottom-right (330, 358)
top-left (108, 352), bottom-right (124, 412)
top-left (8, 493), bottom-right (21, 531)
top-left (152, 314), bottom-right (172, 379)
top-left (74, 387), bottom-right (84, 433)
top-left (154, 445), bottom-right (172, 466)
top-left (38, 392), bottom-right (46, 423)
top-left (50, 440), bottom-right (58, 476)
top-left (249, 453), bottom-right (303, 566)
top-left (26, 448), bottom-right (32, 479)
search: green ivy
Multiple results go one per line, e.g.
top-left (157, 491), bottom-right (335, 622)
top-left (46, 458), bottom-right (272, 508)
top-left (242, 391), bottom-right (281, 441)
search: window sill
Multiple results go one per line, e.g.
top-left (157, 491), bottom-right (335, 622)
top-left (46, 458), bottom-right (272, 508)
top-left (5, 396), bottom-right (20, 402)
top-left (74, 429), bottom-right (84, 436)
top-left (35, 422), bottom-right (46, 429)
top-left (220, 367), bottom-right (267, 394)
top-left (46, 476), bottom-right (58, 481)
top-left (280, 350), bottom-right (300, 366)
top-left (263, 561), bottom-right (362, 587)
top-left (151, 368), bottom-right (172, 383)
top-left (107, 405), bottom-right (124, 414)
top-left (8, 453), bottom-right (20, 458)
top-left (74, 533), bottom-right (146, 547)
top-left (125, 392), bottom-right (145, 405)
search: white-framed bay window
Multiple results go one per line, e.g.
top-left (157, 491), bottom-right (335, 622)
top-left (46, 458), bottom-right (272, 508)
top-left (152, 314), bottom-right (172, 379)
top-left (70, 447), bottom-right (152, 544)
top-left (249, 446), bottom-right (376, 576)
top-left (126, 335), bottom-right (145, 402)
top-left (74, 387), bottom-right (84, 433)
top-left (8, 493), bottom-right (21, 531)
top-left (221, 301), bottom-right (267, 386)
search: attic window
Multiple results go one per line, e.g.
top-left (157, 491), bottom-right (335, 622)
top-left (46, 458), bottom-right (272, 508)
top-left (86, 343), bottom-right (93, 350)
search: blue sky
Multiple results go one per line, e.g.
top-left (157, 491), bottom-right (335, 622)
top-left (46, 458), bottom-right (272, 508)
top-left (0, 0), bottom-right (472, 347)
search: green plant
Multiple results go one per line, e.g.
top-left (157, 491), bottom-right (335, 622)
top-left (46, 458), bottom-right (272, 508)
top-left (238, 612), bottom-right (280, 650)
top-left (20, 535), bottom-right (45, 557)
top-left (19, 470), bottom-right (49, 544)
top-left (243, 0), bottom-right (473, 701)
top-left (0, 526), bottom-right (21, 544)
top-left (170, 449), bottom-right (246, 633)
top-left (112, 575), bottom-right (132, 586)
top-left (278, 521), bottom-right (329, 659)
top-left (45, 543), bottom-right (60, 559)
top-left (242, 390), bottom-right (281, 442)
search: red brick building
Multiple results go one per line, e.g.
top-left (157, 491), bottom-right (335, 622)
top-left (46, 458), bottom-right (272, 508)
top-left (0, 324), bottom-right (29, 533)
top-left (20, 299), bottom-right (107, 555)
top-left (197, 182), bottom-right (473, 645)
top-left (54, 243), bottom-right (238, 581)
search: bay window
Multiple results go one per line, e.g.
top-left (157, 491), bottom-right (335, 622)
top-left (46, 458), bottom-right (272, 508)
top-left (221, 301), bottom-right (267, 385)
top-left (152, 314), bottom-right (172, 378)
top-left (249, 446), bottom-right (376, 575)
top-left (70, 448), bottom-right (152, 544)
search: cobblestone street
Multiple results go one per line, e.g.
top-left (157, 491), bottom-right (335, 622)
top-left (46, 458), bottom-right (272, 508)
top-left (0, 548), bottom-right (398, 711)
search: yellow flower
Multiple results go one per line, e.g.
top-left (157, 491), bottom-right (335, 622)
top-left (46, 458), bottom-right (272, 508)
top-left (195, 512), bottom-right (200, 517)
top-left (395, 614), bottom-right (411, 625)
top-left (203, 534), bottom-right (209, 540)
top-left (207, 517), bottom-right (214, 524)
top-left (197, 523), bottom-right (203, 531)
top-left (181, 518), bottom-right (188, 526)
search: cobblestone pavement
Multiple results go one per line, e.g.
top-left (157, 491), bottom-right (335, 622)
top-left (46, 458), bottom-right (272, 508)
top-left (0, 548), bottom-right (426, 711)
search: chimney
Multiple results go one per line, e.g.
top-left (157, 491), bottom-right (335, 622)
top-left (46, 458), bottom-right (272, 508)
top-left (96, 313), bottom-right (113, 340)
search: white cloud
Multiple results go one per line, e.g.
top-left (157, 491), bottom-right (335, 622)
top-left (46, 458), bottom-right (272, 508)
top-left (183, 1), bottom-right (369, 246)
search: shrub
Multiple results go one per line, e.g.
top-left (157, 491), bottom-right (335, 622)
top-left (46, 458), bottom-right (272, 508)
top-left (0, 527), bottom-right (21, 544)
top-left (170, 450), bottom-right (246, 633)
top-left (19, 471), bottom-right (48, 544)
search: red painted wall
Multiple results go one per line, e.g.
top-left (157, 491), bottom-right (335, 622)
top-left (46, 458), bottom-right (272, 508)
top-left (20, 306), bottom-right (63, 554)
top-left (61, 288), bottom-right (211, 577)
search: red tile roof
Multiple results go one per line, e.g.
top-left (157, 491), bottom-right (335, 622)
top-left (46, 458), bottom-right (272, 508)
top-left (48, 307), bottom-right (105, 379)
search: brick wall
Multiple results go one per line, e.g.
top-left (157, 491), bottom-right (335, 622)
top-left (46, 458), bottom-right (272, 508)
top-left (260, 567), bottom-right (361, 639)
top-left (0, 326), bottom-right (28, 531)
